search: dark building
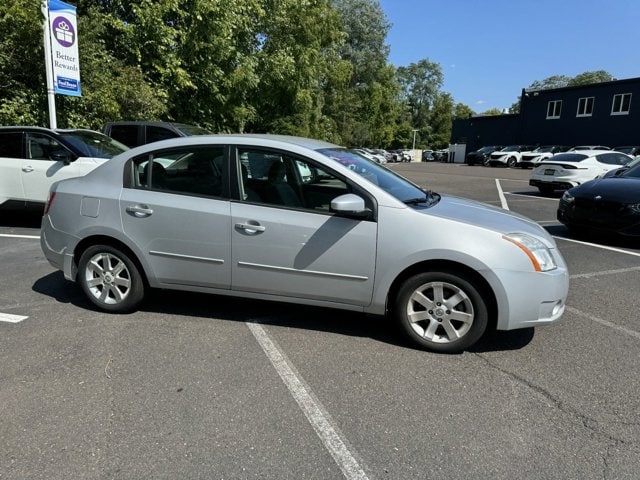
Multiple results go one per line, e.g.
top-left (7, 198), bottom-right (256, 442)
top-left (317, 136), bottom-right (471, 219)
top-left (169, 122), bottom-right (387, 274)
top-left (451, 76), bottom-right (640, 153)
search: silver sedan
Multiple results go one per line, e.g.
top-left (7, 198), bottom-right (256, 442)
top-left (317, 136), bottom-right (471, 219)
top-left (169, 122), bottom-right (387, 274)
top-left (41, 134), bottom-right (569, 353)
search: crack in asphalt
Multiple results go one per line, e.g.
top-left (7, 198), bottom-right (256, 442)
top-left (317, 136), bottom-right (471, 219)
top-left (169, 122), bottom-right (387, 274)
top-left (472, 352), bottom-right (634, 480)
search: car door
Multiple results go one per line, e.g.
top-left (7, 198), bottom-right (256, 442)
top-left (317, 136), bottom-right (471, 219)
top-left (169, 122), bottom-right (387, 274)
top-left (120, 145), bottom-right (232, 289)
top-left (20, 132), bottom-right (89, 203)
top-left (231, 147), bottom-right (377, 307)
top-left (0, 131), bottom-right (25, 205)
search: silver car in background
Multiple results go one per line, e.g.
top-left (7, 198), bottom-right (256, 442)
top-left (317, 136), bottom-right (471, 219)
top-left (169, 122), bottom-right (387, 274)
top-left (41, 135), bottom-right (569, 353)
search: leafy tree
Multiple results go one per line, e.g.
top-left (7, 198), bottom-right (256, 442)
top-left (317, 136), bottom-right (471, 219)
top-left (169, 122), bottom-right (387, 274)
top-left (427, 92), bottom-right (454, 148)
top-left (481, 108), bottom-right (503, 116)
top-left (453, 103), bottom-right (474, 119)
top-left (568, 70), bottom-right (615, 86)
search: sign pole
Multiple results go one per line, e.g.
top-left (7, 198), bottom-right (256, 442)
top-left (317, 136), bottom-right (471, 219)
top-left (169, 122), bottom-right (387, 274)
top-left (41, 0), bottom-right (57, 129)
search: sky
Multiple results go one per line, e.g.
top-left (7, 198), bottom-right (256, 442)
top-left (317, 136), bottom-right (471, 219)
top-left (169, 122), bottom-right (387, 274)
top-left (378, 0), bottom-right (640, 112)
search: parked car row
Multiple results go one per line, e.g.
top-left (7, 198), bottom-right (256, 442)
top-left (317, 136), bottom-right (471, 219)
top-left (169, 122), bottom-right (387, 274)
top-left (466, 144), bottom-right (640, 169)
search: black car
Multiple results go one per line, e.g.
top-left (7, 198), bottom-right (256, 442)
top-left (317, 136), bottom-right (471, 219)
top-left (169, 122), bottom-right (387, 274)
top-left (465, 146), bottom-right (502, 166)
top-left (103, 121), bottom-right (211, 148)
top-left (557, 161), bottom-right (640, 236)
top-left (614, 146), bottom-right (640, 158)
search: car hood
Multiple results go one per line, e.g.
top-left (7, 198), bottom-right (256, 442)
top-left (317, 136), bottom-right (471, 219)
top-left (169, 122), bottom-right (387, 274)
top-left (418, 195), bottom-right (554, 244)
top-left (572, 178), bottom-right (640, 202)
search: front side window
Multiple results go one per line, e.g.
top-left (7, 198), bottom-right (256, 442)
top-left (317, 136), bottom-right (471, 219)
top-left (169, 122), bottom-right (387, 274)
top-left (576, 97), bottom-right (594, 117)
top-left (237, 148), bottom-right (351, 212)
top-left (26, 133), bottom-right (74, 162)
top-left (134, 146), bottom-right (226, 197)
top-left (547, 100), bottom-right (562, 119)
top-left (611, 93), bottom-right (631, 115)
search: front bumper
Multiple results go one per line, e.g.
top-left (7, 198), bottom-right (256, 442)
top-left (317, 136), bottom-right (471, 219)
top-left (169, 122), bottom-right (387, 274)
top-left (491, 256), bottom-right (569, 331)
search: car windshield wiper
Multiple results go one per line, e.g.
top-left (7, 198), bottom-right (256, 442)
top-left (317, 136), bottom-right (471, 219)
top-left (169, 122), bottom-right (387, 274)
top-left (404, 190), bottom-right (441, 206)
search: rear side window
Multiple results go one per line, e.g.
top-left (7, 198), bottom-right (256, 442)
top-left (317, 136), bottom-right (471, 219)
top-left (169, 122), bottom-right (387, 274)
top-left (133, 146), bottom-right (226, 198)
top-left (108, 125), bottom-right (139, 147)
top-left (0, 132), bottom-right (23, 158)
top-left (596, 153), bottom-right (633, 166)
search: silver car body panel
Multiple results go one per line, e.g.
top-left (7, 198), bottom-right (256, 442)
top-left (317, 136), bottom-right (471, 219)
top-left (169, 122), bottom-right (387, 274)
top-left (41, 134), bottom-right (569, 332)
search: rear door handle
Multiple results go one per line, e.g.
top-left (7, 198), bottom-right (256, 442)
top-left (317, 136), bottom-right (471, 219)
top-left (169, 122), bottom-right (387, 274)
top-left (235, 222), bottom-right (266, 234)
top-left (126, 205), bottom-right (154, 217)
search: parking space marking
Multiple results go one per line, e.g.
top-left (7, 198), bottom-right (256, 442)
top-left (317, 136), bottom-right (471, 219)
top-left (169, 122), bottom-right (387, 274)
top-left (0, 313), bottom-right (28, 323)
top-left (571, 266), bottom-right (640, 280)
top-left (246, 320), bottom-right (369, 480)
top-left (506, 192), bottom-right (560, 201)
top-left (0, 233), bottom-right (40, 239)
top-left (554, 236), bottom-right (640, 258)
top-left (495, 179), bottom-right (509, 210)
top-left (566, 306), bottom-right (640, 341)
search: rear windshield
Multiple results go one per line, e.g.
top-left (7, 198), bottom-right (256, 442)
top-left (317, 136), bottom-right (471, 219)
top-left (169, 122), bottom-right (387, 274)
top-left (548, 153), bottom-right (588, 163)
top-left (501, 145), bottom-right (520, 152)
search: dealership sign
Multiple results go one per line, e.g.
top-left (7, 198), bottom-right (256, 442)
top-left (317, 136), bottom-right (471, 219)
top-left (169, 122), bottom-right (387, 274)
top-left (47, 0), bottom-right (81, 96)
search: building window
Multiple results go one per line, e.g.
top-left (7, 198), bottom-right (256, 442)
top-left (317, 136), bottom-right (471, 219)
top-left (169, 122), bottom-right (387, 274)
top-left (576, 97), bottom-right (594, 117)
top-left (611, 93), bottom-right (631, 115)
top-left (546, 100), bottom-right (562, 119)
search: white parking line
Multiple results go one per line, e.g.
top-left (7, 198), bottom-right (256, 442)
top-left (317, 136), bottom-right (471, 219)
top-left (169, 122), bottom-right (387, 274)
top-left (506, 192), bottom-right (560, 201)
top-left (0, 234), bottom-right (40, 239)
top-left (571, 266), bottom-right (640, 279)
top-left (246, 320), bottom-right (369, 480)
top-left (553, 236), bottom-right (640, 258)
top-left (0, 313), bottom-right (28, 323)
top-left (495, 179), bottom-right (509, 210)
top-left (566, 306), bottom-right (640, 341)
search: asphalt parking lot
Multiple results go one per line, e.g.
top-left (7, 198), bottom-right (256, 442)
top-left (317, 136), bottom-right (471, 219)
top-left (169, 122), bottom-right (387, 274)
top-left (1, 162), bottom-right (639, 480)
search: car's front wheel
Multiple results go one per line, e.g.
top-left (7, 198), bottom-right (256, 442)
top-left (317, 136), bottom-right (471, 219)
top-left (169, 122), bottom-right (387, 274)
top-left (507, 157), bottom-right (517, 168)
top-left (393, 271), bottom-right (488, 353)
top-left (78, 245), bottom-right (145, 312)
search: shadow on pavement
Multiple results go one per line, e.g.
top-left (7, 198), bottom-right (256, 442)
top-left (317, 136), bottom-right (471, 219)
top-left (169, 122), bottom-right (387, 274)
top-left (33, 271), bottom-right (534, 354)
top-left (0, 208), bottom-right (43, 229)
top-left (546, 224), bottom-right (640, 251)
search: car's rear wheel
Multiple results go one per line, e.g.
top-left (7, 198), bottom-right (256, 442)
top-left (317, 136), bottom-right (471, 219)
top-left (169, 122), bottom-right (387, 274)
top-left (507, 157), bottom-right (517, 168)
top-left (78, 245), bottom-right (145, 312)
top-left (393, 272), bottom-right (488, 353)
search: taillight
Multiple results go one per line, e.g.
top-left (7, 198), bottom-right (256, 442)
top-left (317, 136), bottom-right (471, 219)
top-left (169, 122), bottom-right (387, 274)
top-left (44, 191), bottom-right (56, 215)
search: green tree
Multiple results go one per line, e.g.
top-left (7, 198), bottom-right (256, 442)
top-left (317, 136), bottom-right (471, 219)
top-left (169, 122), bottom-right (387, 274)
top-left (453, 103), bottom-right (474, 119)
top-left (568, 70), bottom-right (615, 86)
top-left (481, 108), bottom-right (503, 116)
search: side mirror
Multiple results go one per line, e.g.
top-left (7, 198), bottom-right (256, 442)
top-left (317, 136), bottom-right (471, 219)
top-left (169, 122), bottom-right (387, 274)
top-left (330, 193), bottom-right (371, 219)
top-left (50, 150), bottom-right (74, 165)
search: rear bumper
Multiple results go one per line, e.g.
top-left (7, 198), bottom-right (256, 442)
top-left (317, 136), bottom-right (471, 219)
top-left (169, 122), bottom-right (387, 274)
top-left (529, 178), bottom-right (576, 190)
top-left (40, 215), bottom-right (78, 281)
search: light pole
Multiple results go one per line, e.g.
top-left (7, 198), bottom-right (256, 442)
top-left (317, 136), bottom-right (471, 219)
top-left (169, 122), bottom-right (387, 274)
top-left (412, 129), bottom-right (418, 150)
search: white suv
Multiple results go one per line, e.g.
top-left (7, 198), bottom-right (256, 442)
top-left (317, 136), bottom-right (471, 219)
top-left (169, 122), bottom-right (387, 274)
top-left (487, 145), bottom-right (534, 168)
top-left (0, 127), bottom-right (128, 208)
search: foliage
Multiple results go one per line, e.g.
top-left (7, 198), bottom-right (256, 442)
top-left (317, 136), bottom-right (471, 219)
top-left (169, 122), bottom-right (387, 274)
top-left (512, 70), bottom-right (616, 114)
top-left (1, 0), bottom-right (467, 148)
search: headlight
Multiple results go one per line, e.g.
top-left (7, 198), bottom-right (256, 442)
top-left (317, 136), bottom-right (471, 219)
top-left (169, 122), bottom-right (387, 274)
top-left (503, 233), bottom-right (557, 272)
top-left (561, 191), bottom-right (574, 204)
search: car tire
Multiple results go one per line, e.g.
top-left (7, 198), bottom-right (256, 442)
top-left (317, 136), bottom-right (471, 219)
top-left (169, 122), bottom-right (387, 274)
top-left (78, 244), bottom-right (145, 313)
top-left (507, 157), bottom-right (517, 168)
top-left (393, 271), bottom-right (488, 353)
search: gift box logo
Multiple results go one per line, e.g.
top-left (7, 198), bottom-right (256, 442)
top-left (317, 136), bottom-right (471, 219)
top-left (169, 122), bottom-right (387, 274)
top-left (52, 16), bottom-right (75, 48)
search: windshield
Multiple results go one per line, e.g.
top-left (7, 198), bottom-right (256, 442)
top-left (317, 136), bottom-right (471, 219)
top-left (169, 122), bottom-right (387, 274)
top-left (59, 131), bottom-right (128, 158)
top-left (620, 157), bottom-right (640, 176)
top-left (533, 146), bottom-right (555, 153)
top-left (501, 145), bottom-right (520, 152)
top-left (614, 146), bottom-right (636, 155)
top-left (318, 148), bottom-right (436, 205)
top-left (176, 125), bottom-right (212, 136)
top-left (477, 146), bottom-right (497, 153)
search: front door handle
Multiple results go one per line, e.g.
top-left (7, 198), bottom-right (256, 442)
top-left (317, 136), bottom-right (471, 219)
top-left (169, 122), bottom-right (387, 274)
top-left (126, 205), bottom-right (154, 217)
top-left (235, 222), bottom-right (266, 234)
top-left (22, 166), bottom-right (34, 172)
